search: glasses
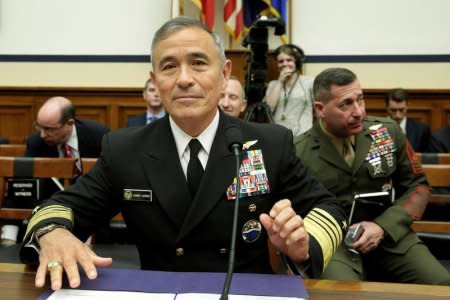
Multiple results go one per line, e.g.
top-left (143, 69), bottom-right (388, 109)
top-left (34, 122), bottom-right (65, 135)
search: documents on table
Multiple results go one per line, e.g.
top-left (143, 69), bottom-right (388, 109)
top-left (47, 289), bottom-right (306, 300)
top-left (47, 289), bottom-right (174, 299)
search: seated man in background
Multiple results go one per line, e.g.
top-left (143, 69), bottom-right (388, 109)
top-left (218, 75), bottom-right (247, 118)
top-left (20, 17), bottom-right (347, 291)
top-left (295, 67), bottom-right (450, 284)
top-left (26, 96), bottom-right (109, 159)
top-left (1, 97), bottom-right (109, 245)
top-left (126, 79), bottom-right (165, 127)
top-left (385, 88), bottom-right (432, 153)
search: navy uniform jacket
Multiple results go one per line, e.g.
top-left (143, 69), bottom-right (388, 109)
top-left (405, 118), bottom-right (432, 153)
top-left (21, 112), bottom-right (346, 277)
top-left (295, 116), bottom-right (430, 268)
top-left (25, 119), bottom-right (109, 158)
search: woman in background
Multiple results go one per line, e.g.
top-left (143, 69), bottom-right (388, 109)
top-left (265, 44), bottom-right (314, 136)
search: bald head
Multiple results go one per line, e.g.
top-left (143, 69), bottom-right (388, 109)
top-left (38, 97), bottom-right (75, 124)
top-left (219, 77), bottom-right (247, 118)
top-left (36, 97), bottom-right (76, 145)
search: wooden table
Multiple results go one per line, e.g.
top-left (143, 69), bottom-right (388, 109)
top-left (1, 263), bottom-right (449, 299)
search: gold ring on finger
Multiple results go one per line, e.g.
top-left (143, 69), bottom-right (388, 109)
top-left (47, 259), bottom-right (62, 271)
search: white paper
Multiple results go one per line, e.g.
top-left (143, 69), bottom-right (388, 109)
top-left (47, 289), bottom-right (175, 300)
top-left (46, 289), bottom-right (305, 300)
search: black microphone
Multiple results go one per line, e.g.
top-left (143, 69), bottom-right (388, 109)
top-left (220, 125), bottom-right (243, 300)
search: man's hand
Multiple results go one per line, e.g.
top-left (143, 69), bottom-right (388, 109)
top-left (35, 228), bottom-right (113, 291)
top-left (351, 221), bottom-right (385, 254)
top-left (259, 199), bottom-right (309, 262)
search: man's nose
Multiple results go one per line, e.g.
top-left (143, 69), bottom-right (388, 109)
top-left (352, 102), bottom-right (364, 117)
top-left (220, 97), bottom-right (230, 107)
top-left (40, 130), bottom-right (48, 139)
top-left (176, 66), bottom-right (194, 87)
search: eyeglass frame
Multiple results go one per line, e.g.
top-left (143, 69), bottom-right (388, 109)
top-left (34, 122), bottom-right (66, 135)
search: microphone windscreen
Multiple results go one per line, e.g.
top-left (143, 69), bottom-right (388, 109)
top-left (225, 125), bottom-right (243, 153)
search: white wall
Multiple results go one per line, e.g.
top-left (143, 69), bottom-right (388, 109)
top-left (0, 0), bottom-right (168, 55)
top-left (292, 0), bottom-right (450, 55)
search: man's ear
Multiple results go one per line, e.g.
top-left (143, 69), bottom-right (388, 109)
top-left (149, 72), bottom-right (160, 94)
top-left (241, 100), bottom-right (248, 113)
top-left (150, 71), bottom-right (155, 84)
top-left (221, 59), bottom-right (232, 91)
top-left (314, 101), bottom-right (325, 118)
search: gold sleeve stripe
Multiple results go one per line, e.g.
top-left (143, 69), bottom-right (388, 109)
top-left (308, 209), bottom-right (342, 249)
top-left (307, 212), bottom-right (338, 250)
top-left (304, 216), bottom-right (335, 268)
top-left (304, 208), bottom-right (343, 271)
top-left (25, 205), bottom-right (73, 237)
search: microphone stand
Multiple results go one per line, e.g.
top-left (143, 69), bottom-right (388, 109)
top-left (220, 144), bottom-right (241, 300)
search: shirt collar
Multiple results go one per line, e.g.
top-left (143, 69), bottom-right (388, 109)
top-left (319, 118), bottom-right (355, 150)
top-left (66, 124), bottom-right (78, 150)
top-left (58, 124), bottom-right (78, 155)
top-left (147, 110), bottom-right (165, 120)
top-left (170, 109), bottom-right (220, 159)
top-left (399, 117), bottom-right (407, 134)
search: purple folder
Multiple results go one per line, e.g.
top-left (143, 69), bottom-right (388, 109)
top-left (39, 268), bottom-right (309, 299)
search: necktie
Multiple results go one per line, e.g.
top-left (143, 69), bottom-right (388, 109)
top-left (62, 143), bottom-right (72, 158)
top-left (147, 116), bottom-right (156, 124)
top-left (343, 138), bottom-right (355, 167)
top-left (62, 144), bottom-right (82, 176)
top-left (187, 139), bottom-right (204, 197)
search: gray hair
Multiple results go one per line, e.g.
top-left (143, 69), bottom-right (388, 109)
top-left (151, 16), bottom-right (226, 67)
top-left (313, 68), bottom-right (357, 103)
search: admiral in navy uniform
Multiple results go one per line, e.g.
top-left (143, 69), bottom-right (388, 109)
top-left (20, 17), bottom-right (346, 291)
top-left (295, 67), bottom-right (450, 284)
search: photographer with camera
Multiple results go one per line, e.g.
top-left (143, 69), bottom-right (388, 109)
top-left (265, 44), bottom-right (314, 136)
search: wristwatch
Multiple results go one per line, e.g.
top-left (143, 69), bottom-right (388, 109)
top-left (34, 224), bottom-right (66, 241)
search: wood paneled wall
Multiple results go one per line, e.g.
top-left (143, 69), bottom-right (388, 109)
top-left (0, 51), bottom-right (449, 142)
top-left (0, 87), bottom-right (144, 142)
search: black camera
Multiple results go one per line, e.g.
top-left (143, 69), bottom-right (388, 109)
top-left (242, 15), bottom-right (285, 123)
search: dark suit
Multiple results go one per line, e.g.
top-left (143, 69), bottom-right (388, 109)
top-left (295, 116), bottom-right (450, 284)
top-left (405, 118), bottom-right (432, 153)
top-left (25, 119), bottom-right (109, 158)
top-left (429, 125), bottom-right (450, 153)
top-left (21, 112), bottom-right (346, 277)
top-left (126, 113), bottom-right (147, 127)
top-left (24, 118), bottom-right (109, 200)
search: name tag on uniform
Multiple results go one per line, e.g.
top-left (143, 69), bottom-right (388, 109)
top-left (123, 189), bottom-right (152, 202)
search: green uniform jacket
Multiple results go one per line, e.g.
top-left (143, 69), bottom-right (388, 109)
top-left (295, 116), bottom-right (430, 270)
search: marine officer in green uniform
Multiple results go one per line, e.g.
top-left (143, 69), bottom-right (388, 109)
top-left (295, 67), bottom-right (450, 284)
